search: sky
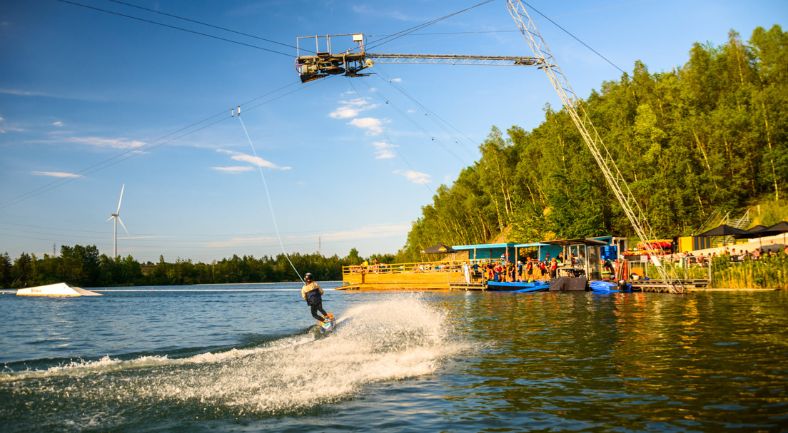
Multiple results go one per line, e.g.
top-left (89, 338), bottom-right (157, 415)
top-left (0, 0), bottom-right (785, 262)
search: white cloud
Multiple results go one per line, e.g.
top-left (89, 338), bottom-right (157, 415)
top-left (329, 97), bottom-right (376, 119)
top-left (32, 171), bottom-right (82, 178)
top-left (330, 106), bottom-right (360, 119)
top-left (206, 223), bottom-right (410, 249)
top-left (52, 120), bottom-right (64, 127)
top-left (395, 169), bottom-right (431, 184)
top-left (0, 125), bottom-right (24, 133)
top-left (390, 77), bottom-right (402, 83)
top-left (231, 153), bottom-right (291, 171)
top-left (349, 117), bottom-right (383, 135)
top-left (0, 87), bottom-right (104, 102)
top-left (211, 166), bottom-right (254, 173)
top-left (119, 235), bottom-right (170, 241)
top-left (0, 88), bottom-right (50, 97)
top-left (0, 115), bottom-right (22, 134)
top-left (372, 141), bottom-right (397, 159)
top-left (65, 136), bottom-right (145, 149)
top-left (319, 223), bottom-right (411, 242)
top-left (206, 235), bottom-right (278, 249)
top-left (217, 149), bottom-right (291, 171)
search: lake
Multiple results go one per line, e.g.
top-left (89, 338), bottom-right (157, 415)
top-left (1, 284), bottom-right (786, 432)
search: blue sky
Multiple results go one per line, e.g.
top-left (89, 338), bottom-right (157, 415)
top-left (0, 0), bottom-right (785, 262)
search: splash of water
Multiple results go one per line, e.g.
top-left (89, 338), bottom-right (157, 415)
top-left (0, 296), bottom-right (466, 430)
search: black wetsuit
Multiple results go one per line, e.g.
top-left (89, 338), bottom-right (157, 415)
top-left (306, 289), bottom-right (327, 321)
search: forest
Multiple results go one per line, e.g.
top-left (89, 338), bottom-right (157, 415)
top-left (0, 245), bottom-right (387, 289)
top-left (397, 26), bottom-right (787, 260)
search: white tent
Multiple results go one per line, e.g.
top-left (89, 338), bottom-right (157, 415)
top-left (16, 282), bottom-right (102, 297)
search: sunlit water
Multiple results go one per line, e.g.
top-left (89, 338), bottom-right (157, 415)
top-left (0, 284), bottom-right (785, 432)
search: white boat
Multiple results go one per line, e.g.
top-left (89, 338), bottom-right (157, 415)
top-left (16, 282), bottom-right (102, 297)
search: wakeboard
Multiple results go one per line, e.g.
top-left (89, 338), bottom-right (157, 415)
top-left (318, 313), bottom-right (336, 334)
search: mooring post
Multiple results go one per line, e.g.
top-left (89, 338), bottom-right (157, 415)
top-left (708, 258), bottom-right (713, 288)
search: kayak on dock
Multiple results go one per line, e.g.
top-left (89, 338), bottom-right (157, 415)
top-left (589, 280), bottom-right (632, 293)
top-left (486, 281), bottom-right (549, 292)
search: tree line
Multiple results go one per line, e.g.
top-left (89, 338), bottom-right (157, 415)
top-left (397, 26), bottom-right (787, 260)
top-left (0, 245), bottom-right (396, 289)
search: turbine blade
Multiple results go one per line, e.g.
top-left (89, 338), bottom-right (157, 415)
top-left (107, 215), bottom-right (114, 222)
top-left (117, 216), bottom-right (129, 235)
top-left (116, 184), bottom-right (125, 214)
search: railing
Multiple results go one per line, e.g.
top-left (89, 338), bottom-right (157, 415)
top-left (342, 260), bottom-right (466, 276)
top-left (636, 250), bottom-right (786, 288)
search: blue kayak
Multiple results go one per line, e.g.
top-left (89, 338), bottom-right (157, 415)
top-left (590, 280), bottom-right (620, 293)
top-left (486, 281), bottom-right (549, 292)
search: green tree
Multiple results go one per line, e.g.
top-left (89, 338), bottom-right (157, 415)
top-left (12, 253), bottom-right (33, 287)
top-left (0, 253), bottom-right (12, 288)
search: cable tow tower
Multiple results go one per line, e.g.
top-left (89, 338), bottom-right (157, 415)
top-left (295, 33), bottom-right (543, 83)
top-left (505, 0), bottom-right (683, 293)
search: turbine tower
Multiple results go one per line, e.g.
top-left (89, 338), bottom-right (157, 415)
top-left (107, 184), bottom-right (128, 258)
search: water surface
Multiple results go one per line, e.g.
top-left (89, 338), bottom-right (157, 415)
top-left (1, 285), bottom-right (785, 432)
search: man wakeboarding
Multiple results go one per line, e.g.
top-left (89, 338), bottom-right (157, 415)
top-left (301, 272), bottom-right (333, 323)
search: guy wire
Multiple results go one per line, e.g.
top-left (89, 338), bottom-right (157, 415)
top-left (236, 113), bottom-right (305, 285)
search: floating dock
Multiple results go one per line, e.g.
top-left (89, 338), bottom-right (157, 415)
top-left (340, 261), bottom-right (465, 291)
top-left (630, 279), bottom-right (709, 293)
top-left (448, 282), bottom-right (486, 291)
top-left (340, 260), bottom-right (711, 293)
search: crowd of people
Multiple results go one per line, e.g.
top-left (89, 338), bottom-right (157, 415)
top-left (468, 252), bottom-right (594, 283)
top-left (344, 242), bottom-right (787, 284)
top-left (637, 243), bottom-right (787, 267)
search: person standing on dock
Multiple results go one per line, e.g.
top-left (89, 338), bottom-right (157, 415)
top-left (549, 258), bottom-right (558, 278)
top-left (301, 273), bottom-right (332, 323)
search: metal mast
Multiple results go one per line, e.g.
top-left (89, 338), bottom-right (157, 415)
top-left (505, 0), bottom-right (682, 293)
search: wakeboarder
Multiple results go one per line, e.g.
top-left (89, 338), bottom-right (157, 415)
top-left (301, 272), bottom-right (334, 324)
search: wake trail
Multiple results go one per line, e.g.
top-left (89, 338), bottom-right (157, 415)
top-left (0, 296), bottom-right (468, 429)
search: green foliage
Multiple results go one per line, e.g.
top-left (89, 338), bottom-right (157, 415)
top-left (399, 26), bottom-right (787, 258)
top-left (345, 248), bottom-right (363, 266)
top-left (752, 198), bottom-right (788, 226)
top-left (2, 245), bottom-right (361, 288)
top-left (712, 254), bottom-right (787, 288)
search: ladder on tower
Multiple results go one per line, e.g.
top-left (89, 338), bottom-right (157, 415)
top-left (505, 0), bottom-right (683, 293)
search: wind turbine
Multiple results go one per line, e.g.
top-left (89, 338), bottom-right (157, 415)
top-left (107, 184), bottom-right (128, 258)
